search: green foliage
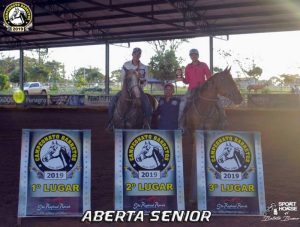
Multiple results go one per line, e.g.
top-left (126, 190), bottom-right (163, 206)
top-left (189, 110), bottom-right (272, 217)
top-left (261, 88), bottom-right (271, 94)
top-left (72, 67), bottom-right (104, 85)
top-left (217, 49), bottom-right (263, 80)
top-left (213, 66), bottom-right (223, 73)
top-left (44, 60), bottom-right (65, 83)
top-left (0, 54), bottom-right (66, 84)
top-left (148, 39), bottom-right (186, 81)
top-left (74, 75), bottom-right (87, 88)
top-left (111, 69), bottom-right (121, 83)
top-left (279, 74), bottom-right (300, 86)
top-left (269, 76), bottom-right (283, 86)
top-left (0, 73), bottom-right (10, 90)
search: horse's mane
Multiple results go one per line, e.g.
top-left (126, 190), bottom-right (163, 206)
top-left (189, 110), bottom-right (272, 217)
top-left (190, 72), bottom-right (219, 99)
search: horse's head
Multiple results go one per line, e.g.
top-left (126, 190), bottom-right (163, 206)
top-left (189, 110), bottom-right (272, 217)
top-left (42, 141), bottom-right (62, 162)
top-left (123, 67), bottom-right (141, 99)
top-left (215, 67), bottom-right (243, 104)
top-left (136, 141), bottom-right (154, 162)
top-left (218, 142), bottom-right (235, 163)
top-left (10, 8), bottom-right (20, 20)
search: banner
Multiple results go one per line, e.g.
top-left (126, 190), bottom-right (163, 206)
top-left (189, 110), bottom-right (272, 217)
top-left (49, 95), bottom-right (85, 106)
top-left (18, 129), bottom-right (91, 217)
top-left (115, 130), bottom-right (185, 213)
top-left (25, 95), bottom-right (48, 106)
top-left (0, 95), bottom-right (15, 105)
top-left (196, 130), bottom-right (265, 215)
top-left (85, 95), bottom-right (112, 106)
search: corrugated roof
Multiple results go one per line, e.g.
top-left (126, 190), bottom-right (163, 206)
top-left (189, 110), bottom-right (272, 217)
top-left (0, 0), bottom-right (300, 50)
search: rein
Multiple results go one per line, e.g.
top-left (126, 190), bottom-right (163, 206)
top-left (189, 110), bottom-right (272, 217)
top-left (199, 94), bottom-right (218, 102)
top-left (192, 96), bottom-right (217, 119)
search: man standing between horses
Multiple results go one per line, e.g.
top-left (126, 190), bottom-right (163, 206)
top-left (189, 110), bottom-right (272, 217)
top-left (107, 47), bottom-right (152, 129)
top-left (154, 83), bottom-right (180, 130)
top-left (177, 48), bottom-right (212, 128)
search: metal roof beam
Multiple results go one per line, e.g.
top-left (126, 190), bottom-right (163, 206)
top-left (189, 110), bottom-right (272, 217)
top-left (35, 0), bottom-right (106, 40)
top-left (80, 0), bottom-right (190, 31)
top-left (30, 0), bottom-right (300, 18)
top-left (166, 0), bottom-right (209, 29)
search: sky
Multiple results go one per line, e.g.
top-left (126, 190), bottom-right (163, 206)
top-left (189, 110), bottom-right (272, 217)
top-left (2, 30), bottom-right (300, 80)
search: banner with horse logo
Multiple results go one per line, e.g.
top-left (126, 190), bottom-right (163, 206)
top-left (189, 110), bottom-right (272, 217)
top-left (195, 130), bottom-right (266, 215)
top-left (115, 130), bottom-right (185, 213)
top-left (18, 129), bottom-right (91, 217)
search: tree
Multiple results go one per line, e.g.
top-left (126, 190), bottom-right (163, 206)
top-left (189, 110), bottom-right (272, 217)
top-left (217, 49), bottom-right (263, 81)
top-left (72, 67), bottom-right (104, 85)
top-left (269, 76), bottom-right (283, 86)
top-left (111, 69), bottom-right (122, 83)
top-left (279, 74), bottom-right (300, 86)
top-left (213, 66), bottom-right (223, 73)
top-left (44, 60), bottom-right (65, 84)
top-left (0, 73), bottom-right (10, 90)
top-left (148, 39), bottom-right (187, 81)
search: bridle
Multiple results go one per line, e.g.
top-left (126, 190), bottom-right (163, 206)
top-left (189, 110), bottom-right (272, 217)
top-left (115, 69), bottom-right (142, 125)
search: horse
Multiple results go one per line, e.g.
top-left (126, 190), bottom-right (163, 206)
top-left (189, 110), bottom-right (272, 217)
top-left (136, 141), bottom-right (164, 168)
top-left (183, 67), bottom-right (243, 132)
top-left (9, 7), bottom-right (27, 25)
top-left (112, 68), bottom-right (157, 129)
top-left (217, 143), bottom-right (246, 170)
top-left (247, 82), bottom-right (269, 93)
top-left (42, 141), bottom-right (71, 168)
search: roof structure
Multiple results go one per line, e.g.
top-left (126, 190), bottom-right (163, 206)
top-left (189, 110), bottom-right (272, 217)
top-left (0, 0), bottom-right (300, 51)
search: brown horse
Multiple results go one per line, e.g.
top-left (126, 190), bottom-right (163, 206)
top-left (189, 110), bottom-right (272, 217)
top-left (112, 69), bottom-right (157, 129)
top-left (184, 68), bottom-right (243, 132)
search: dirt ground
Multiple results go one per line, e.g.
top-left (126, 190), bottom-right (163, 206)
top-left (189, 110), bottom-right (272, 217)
top-left (0, 107), bottom-right (299, 227)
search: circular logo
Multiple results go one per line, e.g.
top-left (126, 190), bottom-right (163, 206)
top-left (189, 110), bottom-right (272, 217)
top-left (34, 133), bottom-right (78, 172)
top-left (128, 133), bottom-right (170, 171)
top-left (210, 135), bottom-right (251, 172)
top-left (3, 2), bottom-right (32, 32)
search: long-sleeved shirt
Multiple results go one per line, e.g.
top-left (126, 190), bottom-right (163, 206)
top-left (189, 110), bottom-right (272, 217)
top-left (184, 61), bottom-right (212, 91)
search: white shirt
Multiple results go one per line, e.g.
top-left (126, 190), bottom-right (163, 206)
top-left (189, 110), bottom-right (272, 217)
top-left (121, 60), bottom-right (148, 88)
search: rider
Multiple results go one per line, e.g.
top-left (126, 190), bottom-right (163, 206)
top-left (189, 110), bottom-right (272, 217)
top-left (177, 48), bottom-right (212, 128)
top-left (107, 47), bottom-right (152, 129)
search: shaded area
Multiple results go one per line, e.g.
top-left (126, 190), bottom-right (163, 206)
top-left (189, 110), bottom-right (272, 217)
top-left (0, 107), bottom-right (299, 226)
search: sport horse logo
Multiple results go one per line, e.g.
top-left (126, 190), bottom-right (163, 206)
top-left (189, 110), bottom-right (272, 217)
top-left (128, 133), bottom-right (170, 171)
top-left (34, 134), bottom-right (78, 172)
top-left (3, 2), bottom-right (32, 32)
top-left (210, 135), bottom-right (251, 173)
